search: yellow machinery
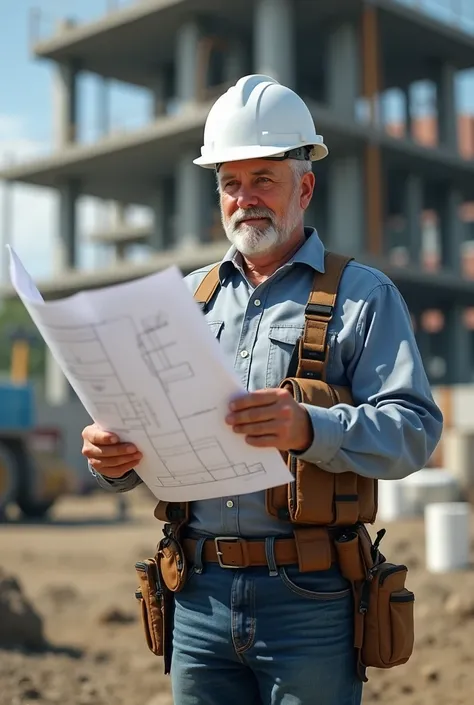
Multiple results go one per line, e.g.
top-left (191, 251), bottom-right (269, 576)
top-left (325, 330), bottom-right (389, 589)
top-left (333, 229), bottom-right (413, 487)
top-left (0, 329), bottom-right (74, 520)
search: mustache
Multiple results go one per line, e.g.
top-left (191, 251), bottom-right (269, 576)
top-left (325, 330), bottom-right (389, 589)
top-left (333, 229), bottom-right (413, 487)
top-left (231, 207), bottom-right (275, 228)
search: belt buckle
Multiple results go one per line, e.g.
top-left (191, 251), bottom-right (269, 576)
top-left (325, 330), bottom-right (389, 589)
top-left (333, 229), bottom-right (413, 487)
top-left (214, 537), bottom-right (249, 569)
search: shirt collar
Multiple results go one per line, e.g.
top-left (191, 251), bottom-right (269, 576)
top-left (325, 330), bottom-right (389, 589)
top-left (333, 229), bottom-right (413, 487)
top-left (218, 227), bottom-right (326, 283)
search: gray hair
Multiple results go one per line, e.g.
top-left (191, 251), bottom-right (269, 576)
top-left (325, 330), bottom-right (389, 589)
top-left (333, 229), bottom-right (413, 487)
top-left (289, 159), bottom-right (313, 183)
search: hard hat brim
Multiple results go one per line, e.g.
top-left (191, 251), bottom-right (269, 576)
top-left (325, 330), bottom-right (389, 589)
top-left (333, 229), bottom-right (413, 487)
top-left (193, 142), bottom-right (328, 169)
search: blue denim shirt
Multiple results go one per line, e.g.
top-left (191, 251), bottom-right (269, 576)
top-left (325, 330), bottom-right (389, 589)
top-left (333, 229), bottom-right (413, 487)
top-left (90, 228), bottom-right (443, 537)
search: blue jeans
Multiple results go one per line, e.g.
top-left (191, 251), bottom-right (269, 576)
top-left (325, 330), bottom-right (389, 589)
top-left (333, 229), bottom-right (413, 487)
top-left (171, 558), bottom-right (363, 705)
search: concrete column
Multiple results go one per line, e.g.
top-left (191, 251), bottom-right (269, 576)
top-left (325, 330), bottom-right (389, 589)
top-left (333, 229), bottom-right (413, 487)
top-left (436, 62), bottom-right (458, 150)
top-left (443, 305), bottom-right (471, 384)
top-left (44, 351), bottom-right (71, 406)
top-left (403, 173), bottom-right (423, 266)
top-left (150, 178), bottom-right (175, 250)
top-left (254, 0), bottom-right (295, 88)
top-left (53, 61), bottom-right (78, 149)
top-left (326, 23), bottom-right (359, 119)
top-left (405, 84), bottom-right (412, 138)
top-left (439, 186), bottom-right (464, 273)
top-left (57, 179), bottom-right (80, 269)
top-left (327, 156), bottom-right (364, 256)
top-left (175, 153), bottom-right (213, 246)
top-left (175, 20), bottom-right (202, 107)
top-left (46, 179), bottom-right (80, 406)
top-left (152, 69), bottom-right (166, 118)
top-left (97, 77), bottom-right (110, 136)
top-left (223, 41), bottom-right (247, 84)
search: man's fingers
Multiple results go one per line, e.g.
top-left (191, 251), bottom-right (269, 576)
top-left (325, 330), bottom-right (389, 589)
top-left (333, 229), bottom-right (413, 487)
top-left (89, 458), bottom-right (140, 478)
top-left (82, 423), bottom-right (127, 446)
top-left (232, 419), bottom-right (286, 437)
top-left (88, 453), bottom-right (142, 472)
top-left (82, 441), bottom-right (139, 458)
top-left (226, 405), bottom-right (277, 426)
top-left (229, 389), bottom-right (283, 411)
top-left (245, 434), bottom-right (279, 448)
top-left (89, 429), bottom-right (119, 446)
top-left (226, 402), bottom-right (292, 427)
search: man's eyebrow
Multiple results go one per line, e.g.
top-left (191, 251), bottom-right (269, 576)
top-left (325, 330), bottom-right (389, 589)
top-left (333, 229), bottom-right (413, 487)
top-left (220, 168), bottom-right (277, 180)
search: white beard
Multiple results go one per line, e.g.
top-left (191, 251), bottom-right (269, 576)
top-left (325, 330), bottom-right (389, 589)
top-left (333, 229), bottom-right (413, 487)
top-left (221, 196), bottom-right (302, 256)
top-left (228, 221), bottom-right (280, 255)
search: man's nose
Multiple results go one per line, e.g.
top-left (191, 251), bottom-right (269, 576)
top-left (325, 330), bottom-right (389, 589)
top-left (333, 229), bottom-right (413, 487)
top-left (236, 188), bottom-right (259, 209)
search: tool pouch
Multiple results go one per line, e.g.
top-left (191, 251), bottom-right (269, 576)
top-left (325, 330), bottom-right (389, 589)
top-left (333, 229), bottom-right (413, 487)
top-left (157, 527), bottom-right (188, 593)
top-left (334, 529), bottom-right (367, 583)
top-left (341, 527), bottom-right (415, 679)
top-left (135, 558), bottom-right (173, 672)
top-left (356, 561), bottom-right (415, 671)
top-left (266, 377), bottom-right (377, 527)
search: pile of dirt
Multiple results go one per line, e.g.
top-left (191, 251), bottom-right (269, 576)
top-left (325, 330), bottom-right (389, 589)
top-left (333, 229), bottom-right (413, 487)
top-left (0, 567), bottom-right (46, 651)
top-left (0, 492), bottom-right (472, 705)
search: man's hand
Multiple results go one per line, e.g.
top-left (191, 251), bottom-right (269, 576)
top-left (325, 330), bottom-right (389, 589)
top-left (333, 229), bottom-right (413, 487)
top-left (225, 388), bottom-right (313, 452)
top-left (81, 423), bottom-right (143, 479)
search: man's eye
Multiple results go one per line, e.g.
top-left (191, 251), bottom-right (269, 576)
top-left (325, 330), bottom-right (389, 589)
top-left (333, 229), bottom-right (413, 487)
top-left (256, 177), bottom-right (271, 184)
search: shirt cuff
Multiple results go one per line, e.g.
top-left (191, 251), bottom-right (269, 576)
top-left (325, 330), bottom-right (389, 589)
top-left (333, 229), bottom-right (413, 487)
top-left (290, 404), bottom-right (343, 466)
top-left (89, 463), bottom-right (141, 493)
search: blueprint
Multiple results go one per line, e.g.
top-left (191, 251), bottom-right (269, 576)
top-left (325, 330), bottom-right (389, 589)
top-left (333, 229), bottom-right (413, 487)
top-left (7, 246), bottom-right (293, 502)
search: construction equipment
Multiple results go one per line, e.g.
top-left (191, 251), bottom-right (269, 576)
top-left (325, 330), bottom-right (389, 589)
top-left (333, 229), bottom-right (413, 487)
top-left (0, 329), bottom-right (74, 521)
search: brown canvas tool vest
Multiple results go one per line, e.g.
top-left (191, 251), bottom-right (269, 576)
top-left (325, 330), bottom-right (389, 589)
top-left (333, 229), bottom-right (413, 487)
top-left (154, 251), bottom-right (378, 532)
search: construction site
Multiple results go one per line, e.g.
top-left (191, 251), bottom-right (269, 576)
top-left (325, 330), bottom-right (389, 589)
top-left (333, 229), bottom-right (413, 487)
top-left (1, 1), bottom-right (474, 704)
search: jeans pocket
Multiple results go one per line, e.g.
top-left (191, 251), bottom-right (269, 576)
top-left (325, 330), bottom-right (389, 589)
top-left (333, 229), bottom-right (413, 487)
top-left (278, 565), bottom-right (352, 600)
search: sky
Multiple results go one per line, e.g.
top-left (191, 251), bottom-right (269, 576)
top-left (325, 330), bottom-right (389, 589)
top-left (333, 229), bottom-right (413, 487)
top-left (0, 0), bottom-right (473, 283)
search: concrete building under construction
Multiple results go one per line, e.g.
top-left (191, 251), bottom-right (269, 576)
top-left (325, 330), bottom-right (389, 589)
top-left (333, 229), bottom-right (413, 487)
top-left (2, 0), bottom-right (474, 420)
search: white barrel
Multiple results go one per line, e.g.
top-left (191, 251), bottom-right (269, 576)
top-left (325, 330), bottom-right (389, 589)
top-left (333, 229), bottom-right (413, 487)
top-left (425, 502), bottom-right (471, 573)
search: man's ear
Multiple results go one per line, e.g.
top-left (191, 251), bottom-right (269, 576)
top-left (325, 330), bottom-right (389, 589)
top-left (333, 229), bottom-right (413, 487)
top-left (300, 172), bottom-right (315, 210)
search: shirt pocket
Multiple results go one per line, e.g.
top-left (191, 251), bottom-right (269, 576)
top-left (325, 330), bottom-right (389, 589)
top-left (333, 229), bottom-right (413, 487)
top-left (207, 320), bottom-right (224, 341)
top-left (265, 325), bottom-right (303, 388)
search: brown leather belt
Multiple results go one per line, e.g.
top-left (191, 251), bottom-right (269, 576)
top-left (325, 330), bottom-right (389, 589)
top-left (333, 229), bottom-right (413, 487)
top-left (182, 535), bottom-right (337, 570)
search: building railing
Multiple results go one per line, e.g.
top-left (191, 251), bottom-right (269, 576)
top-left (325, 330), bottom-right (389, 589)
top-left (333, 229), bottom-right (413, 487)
top-left (393, 0), bottom-right (474, 34)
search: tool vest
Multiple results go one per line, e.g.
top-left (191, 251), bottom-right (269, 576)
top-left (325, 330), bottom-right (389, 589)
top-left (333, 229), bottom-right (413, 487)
top-left (154, 251), bottom-right (378, 531)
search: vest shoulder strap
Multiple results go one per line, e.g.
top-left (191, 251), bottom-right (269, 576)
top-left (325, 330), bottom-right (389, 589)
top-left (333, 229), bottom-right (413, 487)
top-left (296, 252), bottom-right (353, 382)
top-left (193, 264), bottom-right (221, 310)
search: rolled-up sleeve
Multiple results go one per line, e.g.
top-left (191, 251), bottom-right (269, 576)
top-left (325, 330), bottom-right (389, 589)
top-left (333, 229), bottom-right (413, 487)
top-left (293, 283), bottom-right (444, 480)
top-left (89, 464), bottom-right (143, 493)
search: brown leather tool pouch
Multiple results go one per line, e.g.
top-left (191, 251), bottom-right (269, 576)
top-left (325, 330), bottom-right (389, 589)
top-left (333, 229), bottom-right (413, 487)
top-left (334, 529), bottom-right (367, 583)
top-left (157, 529), bottom-right (188, 593)
top-left (135, 558), bottom-right (173, 671)
top-left (267, 377), bottom-right (377, 527)
top-left (357, 561), bottom-right (415, 670)
top-left (293, 527), bottom-right (333, 572)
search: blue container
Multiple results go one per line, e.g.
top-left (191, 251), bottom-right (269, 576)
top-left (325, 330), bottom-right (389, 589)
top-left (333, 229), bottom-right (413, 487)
top-left (0, 383), bottom-right (36, 431)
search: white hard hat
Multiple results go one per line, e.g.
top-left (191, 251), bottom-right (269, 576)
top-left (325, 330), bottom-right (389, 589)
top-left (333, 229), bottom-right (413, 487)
top-left (193, 74), bottom-right (328, 170)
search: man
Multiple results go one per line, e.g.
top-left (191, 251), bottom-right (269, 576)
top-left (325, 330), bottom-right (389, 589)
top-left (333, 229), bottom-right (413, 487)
top-left (82, 75), bottom-right (443, 705)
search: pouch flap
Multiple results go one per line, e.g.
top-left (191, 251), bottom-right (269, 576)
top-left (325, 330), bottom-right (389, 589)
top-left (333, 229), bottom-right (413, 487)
top-left (293, 527), bottom-right (332, 572)
top-left (281, 376), bottom-right (354, 408)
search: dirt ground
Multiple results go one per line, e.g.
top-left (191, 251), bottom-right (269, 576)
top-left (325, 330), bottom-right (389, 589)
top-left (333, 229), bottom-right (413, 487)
top-left (0, 488), bottom-right (473, 705)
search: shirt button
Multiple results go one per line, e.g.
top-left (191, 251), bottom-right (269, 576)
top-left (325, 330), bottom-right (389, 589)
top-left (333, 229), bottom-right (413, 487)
top-left (226, 500), bottom-right (234, 508)
top-left (254, 299), bottom-right (261, 307)
top-left (240, 350), bottom-right (249, 358)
